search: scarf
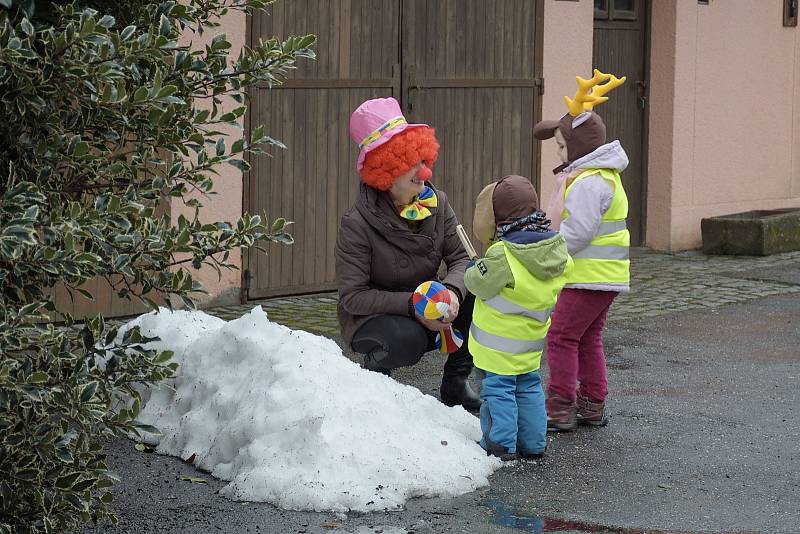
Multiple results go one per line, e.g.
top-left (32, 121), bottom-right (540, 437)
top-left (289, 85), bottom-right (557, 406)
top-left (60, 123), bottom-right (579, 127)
top-left (495, 210), bottom-right (552, 238)
top-left (397, 185), bottom-right (438, 221)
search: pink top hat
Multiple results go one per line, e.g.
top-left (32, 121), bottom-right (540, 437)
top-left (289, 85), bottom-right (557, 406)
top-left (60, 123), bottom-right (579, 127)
top-left (349, 97), bottom-right (428, 172)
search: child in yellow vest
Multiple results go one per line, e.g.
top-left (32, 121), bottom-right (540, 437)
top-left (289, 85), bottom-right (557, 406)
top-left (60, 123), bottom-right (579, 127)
top-left (465, 175), bottom-right (572, 460)
top-left (533, 70), bottom-right (630, 431)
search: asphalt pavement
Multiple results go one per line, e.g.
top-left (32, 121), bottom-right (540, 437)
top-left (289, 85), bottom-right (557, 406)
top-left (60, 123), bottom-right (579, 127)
top-left (80, 253), bottom-right (800, 534)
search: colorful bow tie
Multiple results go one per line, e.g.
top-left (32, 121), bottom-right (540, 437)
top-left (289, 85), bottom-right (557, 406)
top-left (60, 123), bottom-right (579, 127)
top-left (398, 186), bottom-right (438, 221)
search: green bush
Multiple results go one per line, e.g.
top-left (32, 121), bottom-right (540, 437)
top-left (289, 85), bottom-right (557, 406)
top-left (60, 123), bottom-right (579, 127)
top-left (0, 1), bottom-right (314, 531)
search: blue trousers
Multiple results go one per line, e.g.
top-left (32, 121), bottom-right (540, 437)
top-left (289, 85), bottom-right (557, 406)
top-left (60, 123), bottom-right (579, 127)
top-left (479, 371), bottom-right (547, 456)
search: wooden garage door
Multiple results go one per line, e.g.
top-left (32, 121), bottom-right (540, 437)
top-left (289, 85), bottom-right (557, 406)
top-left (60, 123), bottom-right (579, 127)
top-left (247, 1), bottom-right (400, 298)
top-left (247, 0), bottom-right (543, 297)
top-left (402, 0), bottom-right (543, 256)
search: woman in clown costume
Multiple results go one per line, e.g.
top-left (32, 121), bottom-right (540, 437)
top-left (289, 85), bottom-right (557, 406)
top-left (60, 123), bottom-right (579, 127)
top-left (334, 97), bottom-right (481, 411)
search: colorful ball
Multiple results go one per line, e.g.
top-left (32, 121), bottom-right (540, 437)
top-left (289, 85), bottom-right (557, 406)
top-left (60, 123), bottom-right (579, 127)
top-left (412, 280), bottom-right (452, 320)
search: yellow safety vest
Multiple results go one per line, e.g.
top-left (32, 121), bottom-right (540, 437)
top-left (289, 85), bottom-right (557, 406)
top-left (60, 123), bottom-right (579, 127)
top-left (562, 168), bottom-right (630, 286)
top-left (469, 241), bottom-right (570, 375)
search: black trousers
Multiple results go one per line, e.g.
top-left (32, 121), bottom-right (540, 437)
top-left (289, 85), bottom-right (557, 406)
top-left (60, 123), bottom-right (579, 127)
top-left (351, 293), bottom-right (476, 374)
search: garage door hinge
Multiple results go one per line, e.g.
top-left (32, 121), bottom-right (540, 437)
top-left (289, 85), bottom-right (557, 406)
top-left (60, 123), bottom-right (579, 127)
top-left (534, 77), bottom-right (544, 95)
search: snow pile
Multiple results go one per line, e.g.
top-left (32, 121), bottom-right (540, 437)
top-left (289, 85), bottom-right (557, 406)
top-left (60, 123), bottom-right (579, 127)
top-left (122, 307), bottom-right (500, 512)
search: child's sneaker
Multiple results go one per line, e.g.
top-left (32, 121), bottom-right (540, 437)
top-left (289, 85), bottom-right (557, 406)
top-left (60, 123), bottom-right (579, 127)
top-left (497, 451), bottom-right (520, 462)
top-left (519, 450), bottom-right (545, 461)
top-left (576, 395), bottom-right (608, 426)
top-left (481, 441), bottom-right (520, 462)
top-left (546, 394), bottom-right (576, 432)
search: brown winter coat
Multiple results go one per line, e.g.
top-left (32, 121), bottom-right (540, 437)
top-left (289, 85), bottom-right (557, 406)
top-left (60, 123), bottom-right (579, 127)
top-left (335, 182), bottom-right (470, 345)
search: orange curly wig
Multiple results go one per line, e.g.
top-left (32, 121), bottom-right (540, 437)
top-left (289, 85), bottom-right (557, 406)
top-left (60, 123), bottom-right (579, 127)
top-left (360, 127), bottom-right (440, 191)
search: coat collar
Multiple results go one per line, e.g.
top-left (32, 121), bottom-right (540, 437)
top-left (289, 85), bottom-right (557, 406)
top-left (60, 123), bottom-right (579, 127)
top-left (355, 182), bottom-right (439, 245)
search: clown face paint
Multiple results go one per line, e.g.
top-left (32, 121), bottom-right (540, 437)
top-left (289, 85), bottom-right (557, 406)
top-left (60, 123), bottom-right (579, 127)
top-left (388, 161), bottom-right (427, 205)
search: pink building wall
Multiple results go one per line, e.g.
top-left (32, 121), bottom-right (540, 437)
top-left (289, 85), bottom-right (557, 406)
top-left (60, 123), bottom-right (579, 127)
top-left (174, 10), bottom-right (246, 306)
top-left (648, 0), bottom-right (800, 250)
top-left (539, 0), bottom-right (595, 206)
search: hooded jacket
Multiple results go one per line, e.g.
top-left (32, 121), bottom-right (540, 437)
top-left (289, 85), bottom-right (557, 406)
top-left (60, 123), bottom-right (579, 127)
top-left (464, 230), bottom-right (571, 303)
top-left (464, 175), bottom-right (572, 328)
top-left (335, 182), bottom-right (469, 345)
top-left (559, 140), bottom-right (630, 293)
top-left (464, 229), bottom-right (572, 375)
top-left (467, 174), bottom-right (571, 301)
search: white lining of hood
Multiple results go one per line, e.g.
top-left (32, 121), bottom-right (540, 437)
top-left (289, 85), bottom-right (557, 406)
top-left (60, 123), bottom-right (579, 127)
top-left (565, 140), bottom-right (629, 174)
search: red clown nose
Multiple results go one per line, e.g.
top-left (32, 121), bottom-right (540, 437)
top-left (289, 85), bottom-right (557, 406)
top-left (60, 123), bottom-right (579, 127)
top-left (416, 165), bottom-right (433, 181)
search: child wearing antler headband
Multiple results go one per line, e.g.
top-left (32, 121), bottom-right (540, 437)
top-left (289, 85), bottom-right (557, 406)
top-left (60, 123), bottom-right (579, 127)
top-left (533, 70), bottom-right (630, 432)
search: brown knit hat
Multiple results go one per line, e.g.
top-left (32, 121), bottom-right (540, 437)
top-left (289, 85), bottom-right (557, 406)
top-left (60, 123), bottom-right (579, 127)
top-left (533, 111), bottom-right (606, 163)
top-left (473, 175), bottom-right (539, 244)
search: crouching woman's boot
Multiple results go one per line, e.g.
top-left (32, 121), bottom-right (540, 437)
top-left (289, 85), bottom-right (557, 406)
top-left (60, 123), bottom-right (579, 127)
top-left (440, 350), bottom-right (482, 411)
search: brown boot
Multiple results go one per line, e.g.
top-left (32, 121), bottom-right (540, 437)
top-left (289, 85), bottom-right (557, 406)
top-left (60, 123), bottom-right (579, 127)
top-left (576, 395), bottom-right (609, 427)
top-left (546, 394), bottom-right (576, 432)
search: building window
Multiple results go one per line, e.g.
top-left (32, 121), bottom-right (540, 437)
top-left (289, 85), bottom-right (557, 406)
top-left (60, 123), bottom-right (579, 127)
top-left (594, 0), bottom-right (609, 20)
top-left (595, 0), bottom-right (638, 21)
top-left (613, 0), bottom-right (637, 20)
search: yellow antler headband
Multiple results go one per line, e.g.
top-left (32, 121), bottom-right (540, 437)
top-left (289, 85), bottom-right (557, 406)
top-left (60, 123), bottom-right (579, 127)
top-left (564, 69), bottom-right (627, 117)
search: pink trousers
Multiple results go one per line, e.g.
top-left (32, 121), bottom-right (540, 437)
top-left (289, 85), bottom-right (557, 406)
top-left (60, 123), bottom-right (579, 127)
top-left (546, 288), bottom-right (617, 403)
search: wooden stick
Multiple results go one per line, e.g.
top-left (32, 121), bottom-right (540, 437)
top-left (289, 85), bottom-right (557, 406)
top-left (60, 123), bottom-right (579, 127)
top-left (456, 225), bottom-right (479, 260)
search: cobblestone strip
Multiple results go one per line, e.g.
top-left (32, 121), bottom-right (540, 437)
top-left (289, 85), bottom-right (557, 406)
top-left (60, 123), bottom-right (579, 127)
top-left (208, 294), bottom-right (340, 335)
top-left (610, 250), bottom-right (800, 324)
top-left (206, 251), bottom-right (800, 334)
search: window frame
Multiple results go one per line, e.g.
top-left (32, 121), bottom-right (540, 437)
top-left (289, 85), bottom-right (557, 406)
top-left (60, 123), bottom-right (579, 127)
top-left (785, 0), bottom-right (798, 27)
top-left (594, 0), bottom-right (639, 22)
top-left (594, 0), bottom-right (610, 20)
top-left (611, 0), bottom-right (638, 21)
